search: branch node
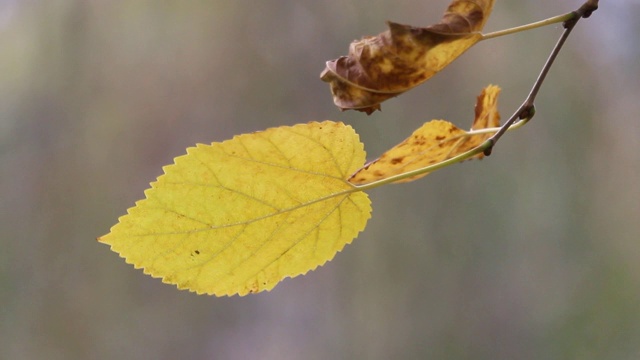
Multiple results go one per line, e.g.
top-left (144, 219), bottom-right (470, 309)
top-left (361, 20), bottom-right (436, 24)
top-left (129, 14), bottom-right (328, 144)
top-left (483, 139), bottom-right (495, 156)
top-left (578, 0), bottom-right (599, 18)
top-left (519, 104), bottom-right (536, 120)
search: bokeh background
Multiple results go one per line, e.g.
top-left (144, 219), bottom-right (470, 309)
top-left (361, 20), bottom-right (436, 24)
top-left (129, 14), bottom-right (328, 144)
top-left (2, 0), bottom-right (639, 359)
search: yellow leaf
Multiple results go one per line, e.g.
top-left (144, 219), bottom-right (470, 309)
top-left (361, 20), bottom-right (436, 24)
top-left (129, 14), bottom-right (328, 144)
top-left (320, 0), bottom-right (495, 114)
top-left (98, 121), bottom-right (372, 296)
top-left (349, 85), bottom-right (501, 185)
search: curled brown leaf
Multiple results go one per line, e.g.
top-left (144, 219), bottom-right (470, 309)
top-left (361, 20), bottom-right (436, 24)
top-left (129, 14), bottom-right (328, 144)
top-left (348, 85), bottom-right (501, 185)
top-left (321, 0), bottom-right (495, 114)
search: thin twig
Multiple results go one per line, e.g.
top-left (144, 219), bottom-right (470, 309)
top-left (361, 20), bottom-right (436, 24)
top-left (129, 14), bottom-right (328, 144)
top-left (482, 0), bottom-right (599, 156)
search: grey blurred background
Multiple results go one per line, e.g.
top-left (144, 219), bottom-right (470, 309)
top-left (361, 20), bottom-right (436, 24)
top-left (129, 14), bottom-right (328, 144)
top-left (2, 0), bottom-right (639, 359)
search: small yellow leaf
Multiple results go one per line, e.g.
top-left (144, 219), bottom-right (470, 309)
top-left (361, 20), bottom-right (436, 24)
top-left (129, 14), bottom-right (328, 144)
top-left (99, 121), bottom-right (372, 296)
top-left (320, 0), bottom-right (495, 113)
top-left (349, 85), bottom-right (501, 185)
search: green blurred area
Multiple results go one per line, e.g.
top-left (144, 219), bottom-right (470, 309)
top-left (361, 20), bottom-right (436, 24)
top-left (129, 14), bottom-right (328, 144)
top-left (2, 1), bottom-right (639, 359)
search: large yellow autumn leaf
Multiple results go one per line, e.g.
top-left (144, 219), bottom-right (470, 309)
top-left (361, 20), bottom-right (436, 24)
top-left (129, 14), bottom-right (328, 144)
top-left (100, 86), bottom-right (505, 296)
top-left (99, 121), bottom-right (372, 296)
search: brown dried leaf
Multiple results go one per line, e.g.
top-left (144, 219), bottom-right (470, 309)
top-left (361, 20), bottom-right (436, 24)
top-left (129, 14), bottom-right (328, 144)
top-left (348, 85), bottom-right (501, 185)
top-left (321, 0), bottom-right (495, 114)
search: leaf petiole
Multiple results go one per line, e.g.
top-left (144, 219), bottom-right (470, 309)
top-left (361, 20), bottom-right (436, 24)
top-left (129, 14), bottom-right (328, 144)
top-left (480, 12), bottom-right (575, 40)
top-left (466, 116), bottom-right (530, 136)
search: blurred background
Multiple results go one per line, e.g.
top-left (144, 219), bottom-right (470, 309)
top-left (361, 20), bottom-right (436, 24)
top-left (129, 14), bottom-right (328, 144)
top-left (2, 0), bottom-right (639, 359)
